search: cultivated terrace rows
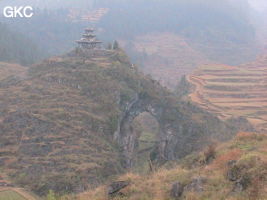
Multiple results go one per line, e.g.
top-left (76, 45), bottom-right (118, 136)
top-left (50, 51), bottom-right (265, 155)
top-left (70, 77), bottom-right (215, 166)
top-left (187, 55), bottom-right (267, 132)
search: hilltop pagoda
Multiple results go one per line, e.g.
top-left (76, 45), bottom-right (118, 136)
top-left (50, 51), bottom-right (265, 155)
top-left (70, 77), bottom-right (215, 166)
top-left (76, 28), bottom-right (102, 49)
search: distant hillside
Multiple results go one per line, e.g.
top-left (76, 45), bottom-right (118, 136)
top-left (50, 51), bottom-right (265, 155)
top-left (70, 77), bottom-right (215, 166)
top-left (120, 33), bottom-right (209, 89)
top-left (1, 0), bottom-right (261, 87)
top-left (0, 23), bottom-right (42, 65)
top-left (96, 0), bottom-right (260, 88)
top-left (80, 132), bottom-right (267, 200)
top-left (0, 48), bottom-right (246, 197)
top-left (98, 0), bottom-right (259, 64)
top-left (185, 54), bottom-right (267, 132)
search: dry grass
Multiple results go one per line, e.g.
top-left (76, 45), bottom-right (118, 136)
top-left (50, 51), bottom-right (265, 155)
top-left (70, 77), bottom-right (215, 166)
top-left (75, 133), bottom-right (267, 200)
top-left (0, 62), bottom-right (27, 80)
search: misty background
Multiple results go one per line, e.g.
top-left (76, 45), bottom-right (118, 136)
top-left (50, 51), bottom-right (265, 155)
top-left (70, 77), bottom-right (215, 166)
top-left (0, 0), bottom-right (266, 87)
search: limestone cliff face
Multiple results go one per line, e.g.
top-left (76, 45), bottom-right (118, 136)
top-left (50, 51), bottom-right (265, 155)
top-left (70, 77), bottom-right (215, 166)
top-left (113, 78), bottom-right (248, 168)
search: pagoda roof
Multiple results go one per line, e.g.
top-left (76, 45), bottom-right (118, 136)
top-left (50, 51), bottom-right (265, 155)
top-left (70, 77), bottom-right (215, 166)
top-left (76, 40), bottom-right (102, 44)
top-left (82, 34), bottom-right (96, 37)
top-left (85, 28), bottom-right (95, 32)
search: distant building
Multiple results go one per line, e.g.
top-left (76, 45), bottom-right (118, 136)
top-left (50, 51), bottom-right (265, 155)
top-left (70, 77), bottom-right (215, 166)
top-left (76, 28), bottom-right (102, 49)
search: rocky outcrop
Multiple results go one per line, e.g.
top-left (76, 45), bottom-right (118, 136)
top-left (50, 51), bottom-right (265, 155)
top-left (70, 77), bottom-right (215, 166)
top-left (107, 181), bottom-right (130, 196)
top-left (170, 176), bottom-right (206, 199)
top-left (184, 177), bottom-right (206, 193)
top-left (170, 182), bottom-right (184, 199)
top-left (227, 161), bottom-right (252, 192)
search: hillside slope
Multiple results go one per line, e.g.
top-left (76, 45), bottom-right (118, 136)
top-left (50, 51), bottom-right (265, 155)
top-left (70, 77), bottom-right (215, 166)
top-left (0, 62), bottom-right (27, 80)
top-left (186, 54), bottom-right (267, 132)
top-left (0, 51), bottom-right (133, 195)
top-left (79, 132), bottom-right (267, 200)
top-left (0, 48), bottom-right (246, 197)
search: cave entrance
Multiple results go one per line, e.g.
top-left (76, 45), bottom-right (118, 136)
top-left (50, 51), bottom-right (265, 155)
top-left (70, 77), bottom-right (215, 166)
top-left (131, 112), bottom-right (159, 173)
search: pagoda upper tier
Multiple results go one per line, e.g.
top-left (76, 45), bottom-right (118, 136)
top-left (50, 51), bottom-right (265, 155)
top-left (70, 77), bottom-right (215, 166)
top-left (82, 34), bottom-right (96, 38)
top-left (85, 28), bottom-right (95, 33)
top-left (76, 28), bottom-right (102, 49)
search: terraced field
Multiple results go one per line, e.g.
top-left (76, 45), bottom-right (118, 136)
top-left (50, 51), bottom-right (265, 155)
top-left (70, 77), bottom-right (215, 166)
top-left (187, 55), bottom-right (267, 132)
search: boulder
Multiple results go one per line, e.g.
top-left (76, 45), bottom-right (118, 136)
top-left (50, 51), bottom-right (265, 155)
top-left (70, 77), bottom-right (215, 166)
top-left (227, 160), bottom-right (237, 167)
top-left (184, 176), bottom-right (206, 193)
top-left (232, 175), bottom-right (251, 192)
top-left (107, 181), bottom-right (130, 196)
top-left (170, 182), bottom-right (184, 199)
top-left (227, 165), bottom-right (240, 182)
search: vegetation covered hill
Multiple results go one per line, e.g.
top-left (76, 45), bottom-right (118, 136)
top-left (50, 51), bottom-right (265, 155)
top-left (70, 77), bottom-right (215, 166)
top-left (0, 48), bottom-right (246, 197)
top-left (186, 54), bottom-right (267, 132)
top-left (79, 132), bottom-right (267, 200)
top-left (0, 50), bottom-right (135, 196)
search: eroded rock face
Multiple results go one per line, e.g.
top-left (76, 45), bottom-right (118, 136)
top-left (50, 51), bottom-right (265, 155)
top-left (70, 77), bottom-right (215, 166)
top-left (114, 91), bottom-right (239, 168)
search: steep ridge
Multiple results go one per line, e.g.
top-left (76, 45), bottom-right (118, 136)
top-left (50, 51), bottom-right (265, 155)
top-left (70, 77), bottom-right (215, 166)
top-left (0, 49), bottom-right (246, 196)
top-left (187, 54), bottom-right (267, 132)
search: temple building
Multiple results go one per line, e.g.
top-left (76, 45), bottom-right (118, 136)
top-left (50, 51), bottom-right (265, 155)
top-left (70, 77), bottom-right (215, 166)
top-left (76, 28), bottom-right (102, 49)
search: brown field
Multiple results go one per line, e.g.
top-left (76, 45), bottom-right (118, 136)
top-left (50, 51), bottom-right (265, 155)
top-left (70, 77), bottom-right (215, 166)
top-left (187, 54), bottom-right (267, 132)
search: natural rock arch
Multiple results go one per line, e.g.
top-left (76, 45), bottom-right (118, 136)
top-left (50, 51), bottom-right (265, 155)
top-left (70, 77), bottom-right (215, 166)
top-left (113, 91), bottom-right (235, 168)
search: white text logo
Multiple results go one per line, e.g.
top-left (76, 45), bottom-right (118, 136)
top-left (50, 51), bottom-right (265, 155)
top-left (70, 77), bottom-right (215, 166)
top-left (3, 6), bottom-right (34, 18)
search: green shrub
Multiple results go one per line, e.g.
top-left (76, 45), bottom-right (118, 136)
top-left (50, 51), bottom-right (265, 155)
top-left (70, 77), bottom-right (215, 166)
top-left (46, 190), bottom-right (57, 200)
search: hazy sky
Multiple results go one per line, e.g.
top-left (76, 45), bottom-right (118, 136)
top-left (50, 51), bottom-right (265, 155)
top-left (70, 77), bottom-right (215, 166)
top-left (0, 0), bottom-right (94, 9)
top-left (248, 0), bottom-right (267, 11)
top-left (1, 0), bottom-right (267, 12)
